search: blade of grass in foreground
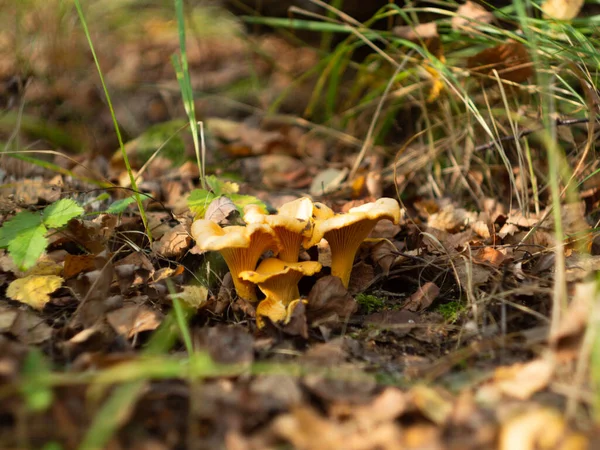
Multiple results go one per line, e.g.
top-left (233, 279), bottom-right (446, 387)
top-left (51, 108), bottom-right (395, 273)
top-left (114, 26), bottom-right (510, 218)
top-left (73, 0), bottom-right (151, 240)
top-left (173, 0), bottom-right (206, 189)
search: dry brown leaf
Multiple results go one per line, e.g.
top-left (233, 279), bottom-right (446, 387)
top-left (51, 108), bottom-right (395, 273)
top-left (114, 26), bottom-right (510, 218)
top-left (455, 259), bottom-right (492, 287)
top-left (306, 276), bottom-right (357, 325)
top-left (473, 247), bottom-right (506, 267)
top-left (468, 40), bottom-right (534, 83)
top-left (106, 305), bottom-right (163, 338)
top-left (492, 358), bottom-right (555, 400)
top-left (542, 0), bottom-right (584, 19)
top-left (471, 220), bottom-right (491, 239)
top-left (9, 310), bottom-right (53, 345)
top-left (64, 254), bottom-right (97, 279)
top-left (404, 281), bottom-right (440, 312)
top-left (452, 1), bottom-right (494, 31)
top-left (7, 275), bottom-right (63, 310)
top-left (151, 223), bottom-right (191, 258)
top-left (364, 310), bottom-right (419, 337)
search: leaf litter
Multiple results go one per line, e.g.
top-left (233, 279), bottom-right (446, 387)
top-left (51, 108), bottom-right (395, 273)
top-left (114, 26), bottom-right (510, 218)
top-left (0, 1), bottom-right (599, 449)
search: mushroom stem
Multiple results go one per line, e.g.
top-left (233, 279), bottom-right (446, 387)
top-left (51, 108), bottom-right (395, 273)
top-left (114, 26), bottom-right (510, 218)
top-left (325, 219), bottom-right (378, 288)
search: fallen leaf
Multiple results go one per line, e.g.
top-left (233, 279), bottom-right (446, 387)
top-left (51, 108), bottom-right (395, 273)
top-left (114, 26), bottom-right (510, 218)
top-left (106, 305), bottom-right (163, 339)
top-left (9, 310), bottom-right (53, 344)
top-left (473, 247), bottom-right (506, 267)
top-left (310, 168), bottom-right (348, 196)
top-left (499, 408), bottom-right (588, 450)
top-left (393, 22), bottom-right (438, 40)
top-left (151, 223), bottom-right (191, 258)
top-left (364, 310), bottom-right (419, 337)
top-left (492, 358), bottom-right (555, 400)
top-left (168, 285), bottom-right (209, 309)
top-left (468, 40), bottom-right (534, 83)
top-left (7, 275), bottom-right (63, 310)
top-left (542, 0), bottom-right (584, 19)
top-left (306, 276), bottom-right (357, 325)
top-left (404, 281), bottom-right (440, 312)
top-left (452, 1), bottom-right (494, 31)
top-left (204, 196), bottom-right (239, 225)
top-left (409, 385), bottom-right (453, 425)
top-left (63, 254), bottom-right (96, 278)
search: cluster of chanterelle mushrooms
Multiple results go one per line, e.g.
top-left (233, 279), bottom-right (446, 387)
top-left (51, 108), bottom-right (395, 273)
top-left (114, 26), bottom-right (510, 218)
top-left (191, 197), bottom-right (401, 328)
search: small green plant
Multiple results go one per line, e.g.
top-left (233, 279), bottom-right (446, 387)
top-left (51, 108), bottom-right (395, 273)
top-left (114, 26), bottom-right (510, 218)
top-left (437, 301), bottom-right (465, 324)
top-left (0, 199), bottom-right (84, 270)
top-left (356, 293), bottom-right (385, 314)
top-left (188, 175), bottom-right (267, 219)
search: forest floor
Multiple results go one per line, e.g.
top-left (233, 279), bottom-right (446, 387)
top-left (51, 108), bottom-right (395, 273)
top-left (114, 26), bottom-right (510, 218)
top-left (0, 1), bottom-right (599, 449)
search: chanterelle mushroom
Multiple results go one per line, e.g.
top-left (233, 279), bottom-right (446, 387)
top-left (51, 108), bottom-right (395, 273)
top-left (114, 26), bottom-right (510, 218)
top-left (191, 220), bottom-right (281, 301)
top-left (244, 198), bottom-right (315, 262)
top-left (239, 257), bottom-right (321, 327)
top-left (304, 198), bottom-right (401, 288)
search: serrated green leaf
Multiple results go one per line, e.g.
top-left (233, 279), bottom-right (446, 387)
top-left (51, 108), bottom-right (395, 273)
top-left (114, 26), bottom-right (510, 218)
top-left (188, 189), bottom-right (216, 219)
top-left (8, 223), bottom-right (49, 270)
top-left (0, 211), bottom-right (43, 248)
top-left (42, 199), bottom-right (84, 228)
top-left (228, 194), bottom-right (267, 213)
top-left (107, 196), bottom-right (137, 214)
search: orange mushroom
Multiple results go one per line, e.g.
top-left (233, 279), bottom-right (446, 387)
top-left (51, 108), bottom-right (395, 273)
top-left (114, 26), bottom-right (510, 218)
top-left (239, 258), bottom-right (321, 327)
top-left (244, 198), bottom-right (315, 262)
top-left (191, 220), bottom-right (281, 301)
top-left (304, 198), bottom-right (401, 288)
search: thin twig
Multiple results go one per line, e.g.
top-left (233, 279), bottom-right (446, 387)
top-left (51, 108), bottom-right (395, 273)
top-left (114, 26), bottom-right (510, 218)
top-left (474, 117), bottom-right (594, 153)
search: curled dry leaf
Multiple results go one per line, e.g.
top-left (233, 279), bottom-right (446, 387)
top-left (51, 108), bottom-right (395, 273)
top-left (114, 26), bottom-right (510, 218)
top-left (205, 196), bottom-right (239, 225)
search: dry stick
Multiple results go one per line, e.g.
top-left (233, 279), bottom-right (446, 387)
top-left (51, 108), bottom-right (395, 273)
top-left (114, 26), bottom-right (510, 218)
top-left (473, 117), bottom-right (592, 153)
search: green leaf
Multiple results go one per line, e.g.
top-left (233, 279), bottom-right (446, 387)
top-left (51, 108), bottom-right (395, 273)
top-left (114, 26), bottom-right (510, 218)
top-left (8, 223), bottom-right (48, 270)
top-left (228, 194), bottom-right (267, 213)
top-left (42, 199), bottom-right (84, 228)
top-left (107, 196), bottom-right (138, 214)
top-left (0, 211), bottom-right (43, 248)
top-left (206, 175), bottom-right (239, 196)
top-left (187, 189), bottom-right (216, 219)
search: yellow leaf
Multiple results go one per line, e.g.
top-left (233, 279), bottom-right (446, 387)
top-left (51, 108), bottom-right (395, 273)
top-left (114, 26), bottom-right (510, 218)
top-left (542, 0), bottom-right (584, 20)
top-left (168, 285), bottom-right (209, 309)
top-left (25, 258), bottom-right (63, 276)
top-left (7, 275), bottom-right (64, 310)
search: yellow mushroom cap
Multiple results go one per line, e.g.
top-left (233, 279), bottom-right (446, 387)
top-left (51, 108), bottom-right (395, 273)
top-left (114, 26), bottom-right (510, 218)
top-left (244, 199), bottom-right (315, 263)
top-left (304, 198), bottom-right (401, 288)
top-left (278, 197), bottom-right (314, 221)
top-left (190, 219), bottom-right (282, 301)
top-left (241, 258), bottom-right (321, 329)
